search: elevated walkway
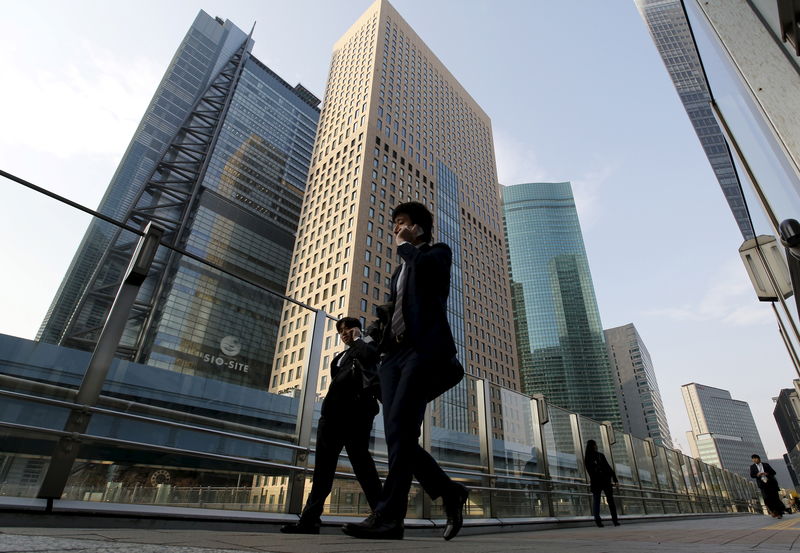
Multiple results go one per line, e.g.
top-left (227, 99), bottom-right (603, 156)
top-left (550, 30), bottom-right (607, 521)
top-left (0, 512), bottom-right (783, 552)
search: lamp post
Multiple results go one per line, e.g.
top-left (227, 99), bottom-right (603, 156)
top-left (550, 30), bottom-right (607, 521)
top-left (739, 235), bottom-right (800, 377)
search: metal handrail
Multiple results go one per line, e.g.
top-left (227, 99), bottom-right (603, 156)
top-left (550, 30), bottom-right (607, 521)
top-left (0, 373), bottom-right (295, 442)
top-left (0, 420), bottom-right (306, 474)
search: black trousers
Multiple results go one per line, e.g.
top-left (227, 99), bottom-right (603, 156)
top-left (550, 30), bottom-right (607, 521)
top-left (300, 411), bottom-right (382, 523)
top-left (375, 346), bottom-right (454, 520)
top-left (592, 484), bottom-right (618, 522)
top-left (760, 480), bottom-right (785, 515)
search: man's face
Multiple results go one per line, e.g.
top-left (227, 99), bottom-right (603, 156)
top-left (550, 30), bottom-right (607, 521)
top-left (392, 213), bottom-right (413, 237)
top-left (753, 457), bottom-right (761, 463)
top-left (339, 325), bottom-right (357, 346)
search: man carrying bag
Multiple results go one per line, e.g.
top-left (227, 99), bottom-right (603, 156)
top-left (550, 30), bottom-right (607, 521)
top-left (281, 317), bottom-right (381, 534)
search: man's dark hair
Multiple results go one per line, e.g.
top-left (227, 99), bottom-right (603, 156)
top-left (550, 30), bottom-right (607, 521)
top-left (336, 316), bottom-right (362, 333)
top-left (391, 201), bottom-right (433, 243)
top-left (752, 454), bottom-right (762, 460)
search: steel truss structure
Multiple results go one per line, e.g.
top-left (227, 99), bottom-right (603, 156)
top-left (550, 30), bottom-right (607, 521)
top-left (62, 37), bottom-right (252, 361)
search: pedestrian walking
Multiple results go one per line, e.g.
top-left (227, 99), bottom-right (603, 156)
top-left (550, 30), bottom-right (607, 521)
top-left (585, 439), bottom-right (620, 527)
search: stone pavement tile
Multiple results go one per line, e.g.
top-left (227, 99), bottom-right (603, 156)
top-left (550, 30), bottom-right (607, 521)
top-left (0, 534), bottom-right (248, 553)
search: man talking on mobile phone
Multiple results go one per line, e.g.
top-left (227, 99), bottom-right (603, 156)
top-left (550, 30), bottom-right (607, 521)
top-left (343, 202), bottom-right (468, 541)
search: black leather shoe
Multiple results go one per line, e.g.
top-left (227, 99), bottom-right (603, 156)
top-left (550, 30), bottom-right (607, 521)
top-left (342, 513), bottom-right (404, 540)
top-left (280, 521), bottom-right (320, 534)
top-left (442, 483), bottom-right (469, 540)
top-left (612, 520), bottom-right (621, 527)
top-left (594, 519), bottom-right (604, 528)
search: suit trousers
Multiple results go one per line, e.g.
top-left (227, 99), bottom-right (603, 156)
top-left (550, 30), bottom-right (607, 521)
top-left (300, 412), bottom-right (382, 523)
top-left (592, 484), bottom-right (619, 522)
top-left (375, 345), bottom-right (454, 520)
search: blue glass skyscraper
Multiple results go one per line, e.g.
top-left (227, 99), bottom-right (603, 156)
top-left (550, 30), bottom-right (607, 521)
top-left (37, 11), bottom-right (319, 389)
top-left (503, 182), bottom-right (621, 428)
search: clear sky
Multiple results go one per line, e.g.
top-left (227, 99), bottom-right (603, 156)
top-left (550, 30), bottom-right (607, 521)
top-left (0, 0), bottom-right (796, 461)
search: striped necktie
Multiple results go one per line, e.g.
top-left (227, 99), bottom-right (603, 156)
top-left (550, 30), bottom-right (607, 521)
top-left (391, 263), bottom-right (406, 338)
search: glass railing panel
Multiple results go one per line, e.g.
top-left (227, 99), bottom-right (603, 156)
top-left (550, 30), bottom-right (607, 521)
top-left (667, 449), bottom-right (690, 513)
top-left (426, 375), bottom-right (484, 519)
top-left (609, 436), bottom-right (644, 515)
top-left (577, 415), bottom-right (617, 518)
top-left (652, 446), bottom-right (678, 513)
top-left (0, 188), bottom-right (109, 498)
top-left (491, 384), bottom-right (539, 476)
top-left (610, 436), bottom-right (638, 487)
top-left (544, 406), bottom-right (589, 516)
top-left (48, 241), bottom-right (319, 510)
top-left (489, 384), bottom-right (547, 517)
top-left (630, 436), bottom-right (662, 514)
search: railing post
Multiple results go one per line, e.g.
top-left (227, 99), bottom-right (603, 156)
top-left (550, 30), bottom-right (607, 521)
top-left (675, 453), bottom-right (691, 513)
top-left (530, 395), bottom-right (553, 517)
top-left (475, 378), bottom-right (494, 518)
top-left (626, 435), bottom-right (647, 514)
top-left (569, 414), bottom-right (588, 516)
top-left (655, 443), bottom-right (674, 513)
top-left (600, 422), bottom-right (617, 513)
top-left (37, 223), bottom-right (164, 502)
top-left (286, 309), bottom-right (326, 515)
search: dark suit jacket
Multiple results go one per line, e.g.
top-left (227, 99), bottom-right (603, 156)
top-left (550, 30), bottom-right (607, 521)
top-left (585, 452), bottom-right (618, 492)
top-left (383, 242), bottom-right (456, 361)
top-left (320, 338), bottom-right (379, 419)
top-left (750, 462), bottom-right (777, 490)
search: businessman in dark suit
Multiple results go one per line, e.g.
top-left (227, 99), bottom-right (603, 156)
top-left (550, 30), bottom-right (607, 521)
top-left (281, 317), bottom-right (382, 534)
top-left (751, 454), bottom-right (786, 518)
top-left (343, 202), bottom-right (468, 541)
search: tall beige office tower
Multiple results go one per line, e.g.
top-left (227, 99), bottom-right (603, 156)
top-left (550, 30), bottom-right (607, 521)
top-left (270, 0), bottom-right (519, 432)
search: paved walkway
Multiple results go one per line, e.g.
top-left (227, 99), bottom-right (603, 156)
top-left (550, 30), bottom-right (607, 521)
top-left (2, 514), bottom-right (800, 552)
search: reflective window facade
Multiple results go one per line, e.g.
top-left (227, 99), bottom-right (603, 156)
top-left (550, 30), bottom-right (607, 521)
top-left (38, 12), bottom-right (252, 344)
top-left (683, 383), bottom-right (766, 478)
top-left (503, 182), bottom-right (621, 428)
top-left (36, 12), bottom-right (320, 389)
top-left (635, 0), bottom-right (755, 241)
top-left (605, 323), bottom-right (673, 447)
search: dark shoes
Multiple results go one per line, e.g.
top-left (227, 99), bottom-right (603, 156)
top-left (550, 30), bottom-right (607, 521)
top-left (280, 520), bottom-right (320, 534)
top-left (594, 519), bottom-right (620, 528)
top-left (442, 483), bottom-right (470, 540)
top-left (342, 512), bottom-right (404, 540)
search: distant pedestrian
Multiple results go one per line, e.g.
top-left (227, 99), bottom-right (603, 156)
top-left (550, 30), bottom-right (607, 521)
top-left (750, 454), bottom-right (784, 518)
top-left (584, 439), bottom-right (620, 527)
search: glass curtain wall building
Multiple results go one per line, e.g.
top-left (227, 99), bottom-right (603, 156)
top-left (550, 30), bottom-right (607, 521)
top-left (503, 182), bottom-right (622, 429)
top-left (682, 383), bottom-right (767, 478)
top-left (36, 11), bottom-right (320, 389)
top-left (605, 323), bottom-right (673, 447)
top-left (634, 0), bottom-right (755, 241)
top-left (636, 0), bottom-right (800, 374)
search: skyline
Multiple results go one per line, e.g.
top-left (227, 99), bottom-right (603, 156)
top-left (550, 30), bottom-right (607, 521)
top-left (0, 0), bottom-right (796, 461)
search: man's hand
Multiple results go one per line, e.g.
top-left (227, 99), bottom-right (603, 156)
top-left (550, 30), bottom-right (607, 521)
top-left (395, 224), bottom-right (420, 245)
top-left (348, 327), bottom-right (362, 341)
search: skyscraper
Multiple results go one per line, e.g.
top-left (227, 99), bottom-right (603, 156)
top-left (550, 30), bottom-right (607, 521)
top-left (774, 385), bottom-right (800, 481)
top-left (634, 0), bottom-right (755, 241)
top-left (37, 11), bottom-right (320, 388)
top-left (270, 0), bottom-right (519, 432)
top-left (503, 182), bottom-right (621, 428)
top-left (682, 383), bottom-right (766, 478)
top-left (604, 323), bottom-right (672, 446)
